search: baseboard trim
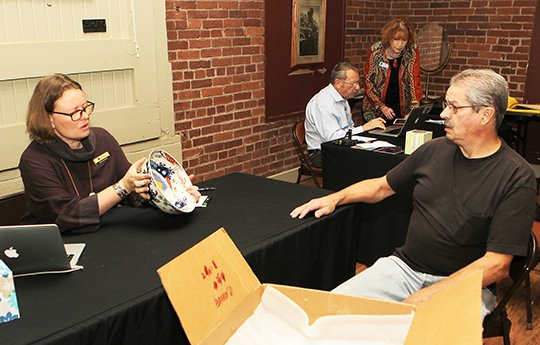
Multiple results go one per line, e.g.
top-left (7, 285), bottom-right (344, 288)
top-left (269, 168), bottom-right (298, 183)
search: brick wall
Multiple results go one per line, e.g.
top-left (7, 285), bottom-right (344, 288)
top-left (345, 0), bottom-right (537, 100)
top-left (165, 0), bottom-right (298, 182)
top-left (345, 2), bottom-right (391, 67)
top-left (166, 1), bottom-right (537, 182)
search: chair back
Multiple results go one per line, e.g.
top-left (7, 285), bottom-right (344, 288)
top-left (291, 120), bottom-right (322, 187)
top-left (292, 120), bottom-right (307, 153)
top-left (503, 232), bottom-right (537, 306)
top-left (292, 120), bottom-right (312, 166)
top-left (482, 231), bottom-right (537, 342)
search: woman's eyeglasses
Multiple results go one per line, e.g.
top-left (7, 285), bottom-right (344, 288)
top-left (50, 101), bottom-right (95, 121)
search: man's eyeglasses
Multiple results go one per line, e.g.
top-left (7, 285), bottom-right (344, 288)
top-left (442, 101), bottom-right (475, 114)
top-left (341, 79), bottom-right (360, 86)
top-left (50, 101), bottom-right (95, 121)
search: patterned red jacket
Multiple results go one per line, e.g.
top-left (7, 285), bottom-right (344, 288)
top-left (362, 41), bottom-right (423, 121)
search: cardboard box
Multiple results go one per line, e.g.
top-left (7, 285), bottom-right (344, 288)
top-left (158, 228), bottom-right (482, 345)
top-left (405, 130), bottom-right (432, 154)
top-left (0, 259), bottom-right (20, 323)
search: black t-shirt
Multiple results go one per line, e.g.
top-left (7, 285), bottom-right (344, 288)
top-left (386, 137), bottom-right (536, 276)
top-left (384, 56), bottom-right (402, 118)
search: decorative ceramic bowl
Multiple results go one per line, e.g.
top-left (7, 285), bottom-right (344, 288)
top-left (142, 150), bottom-right (196, 214)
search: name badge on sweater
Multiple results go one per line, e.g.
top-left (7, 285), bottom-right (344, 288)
top-left (93, 151), bottom-right (110, 165)
top-left (379, 61), bottom-right (389, 69)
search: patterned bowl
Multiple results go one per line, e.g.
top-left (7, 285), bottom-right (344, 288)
top-left (142, 150), bottom-right (196, 214)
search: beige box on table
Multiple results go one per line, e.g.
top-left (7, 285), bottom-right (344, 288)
top-left (405, 130), bottom-right (432, 154)
top-left (158, 228), bottom-right (482, 345)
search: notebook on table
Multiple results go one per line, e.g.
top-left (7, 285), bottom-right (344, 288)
top-left (0, 224), bottom-right (85, 277)
top-left (368, 104), bottom-right (433, 137)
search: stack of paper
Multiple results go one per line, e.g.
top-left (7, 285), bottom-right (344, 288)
top-left (351, 135), bottom-right (377, 143)
top-left (356, 141), bottom-right (397, 150)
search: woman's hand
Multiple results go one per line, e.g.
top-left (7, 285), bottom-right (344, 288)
top-left (186, 174), bottom-right (201, 202)
top-left (380, 105), bottom-right (396, 120)
top-left (119, 158), bottom-right (152, 199)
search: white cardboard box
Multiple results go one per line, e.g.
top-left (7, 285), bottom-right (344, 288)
top-left (405, 130), bottom-right (432, 154)
top-left (158, 228), bottom-right (482, 345)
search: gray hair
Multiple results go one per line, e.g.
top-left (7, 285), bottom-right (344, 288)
top-left (450, 69), bottom-right (508, 128)
top-left (330, 62), bottom-right (358, 84)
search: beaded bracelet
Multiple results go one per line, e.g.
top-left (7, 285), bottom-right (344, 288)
top-left (113, 183), bottom-right (129, 199)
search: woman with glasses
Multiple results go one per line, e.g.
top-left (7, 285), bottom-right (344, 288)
top-left (362, 17), bottom-right (423, 121)
top-left (19, 74), bottom-right (200, 232)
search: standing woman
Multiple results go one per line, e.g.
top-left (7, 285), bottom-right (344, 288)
top-left (362, 17), bottom-right (423, 121)
top-left (19, 74), bottom-right (199, 232)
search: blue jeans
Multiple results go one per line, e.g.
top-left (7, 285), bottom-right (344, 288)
top-left (332, 255), bottom-right (496, 320)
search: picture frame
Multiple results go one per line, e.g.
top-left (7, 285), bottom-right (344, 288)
top-left (291, 0), bottom-right (327, 67)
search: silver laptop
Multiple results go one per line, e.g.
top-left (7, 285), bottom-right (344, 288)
top-left (369, 104), bottom-right (433, 137)
top-left (0, 224), bottom-right (84, 277)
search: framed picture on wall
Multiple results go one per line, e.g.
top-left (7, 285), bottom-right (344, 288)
top-left (291, 0), bottom-right (327, 67)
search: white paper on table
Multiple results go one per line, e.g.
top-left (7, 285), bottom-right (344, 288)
top-left (356, 141), bottom-right (396, 150)
top-left (351, 135), bottom-right (377, 143)
top-left (226, 286), bottom-right (414, 345)
top-left (195, 195), bottom-right (209, 207)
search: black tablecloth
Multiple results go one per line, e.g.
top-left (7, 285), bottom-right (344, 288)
top-left (1, 173), bottom-right (358, 345)
top-left (322, 142), bottom-right (410, 266)
top-left (503, 110), bottom-right (540, 157)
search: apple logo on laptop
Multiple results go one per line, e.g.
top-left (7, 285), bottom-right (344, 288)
top-left (4, 246), bottom-right (19, 259)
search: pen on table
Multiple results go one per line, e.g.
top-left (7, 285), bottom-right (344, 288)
top-left (198, 187), bottom-right (216, 192)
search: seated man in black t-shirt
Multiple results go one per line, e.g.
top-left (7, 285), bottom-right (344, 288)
top-left (290, 69), bottom-right (537, 320)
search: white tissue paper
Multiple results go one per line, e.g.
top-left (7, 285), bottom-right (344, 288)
top-left (226, 286), bottom-right (414, 345)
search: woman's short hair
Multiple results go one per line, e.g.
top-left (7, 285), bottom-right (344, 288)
top-left (380, 17), bottom-right (416, 48)
top-left (26, 74), bottom-right (83, 144)
top-left (450, 69), bottom-right (508, 129)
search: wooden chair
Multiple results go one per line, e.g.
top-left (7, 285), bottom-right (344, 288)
top-left (482, 231), bottom-right (537, 344)
top-left (292, 120), bottom-right (323, 188)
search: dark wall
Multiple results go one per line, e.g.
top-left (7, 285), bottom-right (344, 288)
top-left (265, 0), bottom-right (345, 121)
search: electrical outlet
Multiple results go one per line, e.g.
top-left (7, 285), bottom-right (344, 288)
top-left (82, 19), bottom-right (106, 33)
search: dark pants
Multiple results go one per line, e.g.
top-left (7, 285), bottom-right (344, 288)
top-left (309, 150), bottom-right (322, 168)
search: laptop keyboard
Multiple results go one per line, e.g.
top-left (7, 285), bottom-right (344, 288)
top-left (385, 128), bottom-right (401, 135)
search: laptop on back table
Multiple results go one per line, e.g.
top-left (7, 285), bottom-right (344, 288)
top-left (0, 224), bottom-right (85, 277)
top-left (368, 104), bottom-right (433, 137)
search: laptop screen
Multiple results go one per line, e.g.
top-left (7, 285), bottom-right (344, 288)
top-left (0, 224), bottom-right (81, 276)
